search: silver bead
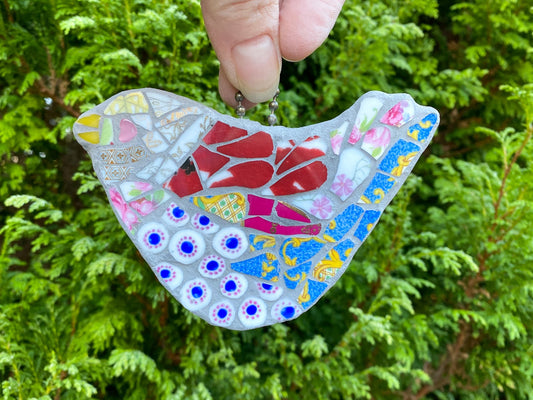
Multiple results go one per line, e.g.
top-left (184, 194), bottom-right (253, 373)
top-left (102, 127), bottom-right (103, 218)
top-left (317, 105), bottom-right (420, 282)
top-left (235, 91), bottom-right (246, 118)
top-left (236, 105), bottom-right (246, 117)
top-left (267, 88), bottom-right (280, 126)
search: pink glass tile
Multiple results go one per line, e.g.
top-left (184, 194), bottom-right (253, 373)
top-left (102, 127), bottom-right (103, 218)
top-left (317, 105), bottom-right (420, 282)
top-left (119, 119), bottom-right (137, 142)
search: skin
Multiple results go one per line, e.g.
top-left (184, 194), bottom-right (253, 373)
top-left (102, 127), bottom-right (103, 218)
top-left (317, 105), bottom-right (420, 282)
top-left (201, 0), bottom-right (345, 108)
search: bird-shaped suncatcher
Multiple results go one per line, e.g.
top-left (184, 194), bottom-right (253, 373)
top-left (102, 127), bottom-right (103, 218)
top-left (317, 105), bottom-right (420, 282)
top-left (73, 88), bottom-right (439, 330)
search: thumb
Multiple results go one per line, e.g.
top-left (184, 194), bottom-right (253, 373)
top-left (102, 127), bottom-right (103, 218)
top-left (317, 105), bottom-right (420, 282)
top-left (201, 0), bottom-right (281, 104)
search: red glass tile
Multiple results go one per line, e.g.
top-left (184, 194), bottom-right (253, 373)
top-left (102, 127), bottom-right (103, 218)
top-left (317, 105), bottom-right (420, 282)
top-left (164, 158), bottom-right (203, 197)
top-left (274, 139), bottom-right (295, 164)
top-left (217, 131), bottom-right (273, 158)
top-left (202, 121), bottom-right (248, 145)
top-left (276, 136), bottom-right (326, 175)
top-left (268, 161), bottom-right (327, 196)
top-left (192, 145), bottom-right (230, 179)
top-left (208, 161), bottom-right (274, 189)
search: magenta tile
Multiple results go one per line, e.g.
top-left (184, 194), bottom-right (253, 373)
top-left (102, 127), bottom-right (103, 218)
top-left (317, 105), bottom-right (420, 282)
top-left (277, 224), bottom-right (321, 236)
top-left (247, 194), bottom-right (275, 216)
top-left (243, 217), bottom-right (321, 236)
top-left (243, 217), bottom-right (275, 234)
top-left (275, 202), bottom-right (311, 223)
top-left (129, 189), bottom-right (169, 216)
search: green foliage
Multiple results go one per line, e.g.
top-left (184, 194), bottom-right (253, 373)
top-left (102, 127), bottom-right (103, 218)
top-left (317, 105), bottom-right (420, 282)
top-left (1, 0), bottom-right (532, 399)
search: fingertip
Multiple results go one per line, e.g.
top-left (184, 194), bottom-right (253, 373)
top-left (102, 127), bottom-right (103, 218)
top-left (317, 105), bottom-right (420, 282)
top-left (202, 0), bottom-right (281, 106)
top-left (219, 69), bottom-right (257, 110)
top-left (231, 35), bottom-right (281, 103)
top-left (280, 0), bottom-right (345, 61)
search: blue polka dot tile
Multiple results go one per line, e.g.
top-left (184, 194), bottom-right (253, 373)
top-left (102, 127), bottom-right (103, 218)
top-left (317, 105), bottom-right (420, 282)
top-left (272, 299), bottom-right (302, 322)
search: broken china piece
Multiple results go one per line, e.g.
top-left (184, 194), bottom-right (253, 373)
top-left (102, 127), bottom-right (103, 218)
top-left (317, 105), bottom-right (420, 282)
top-left (73, 88), bottom-right (439, 330)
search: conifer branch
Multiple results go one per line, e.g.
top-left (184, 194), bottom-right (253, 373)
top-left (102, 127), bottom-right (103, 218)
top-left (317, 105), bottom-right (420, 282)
top-left (493, 122), bottom-right (532, 221)
top-left (18, 52), bottom-right (81, 119)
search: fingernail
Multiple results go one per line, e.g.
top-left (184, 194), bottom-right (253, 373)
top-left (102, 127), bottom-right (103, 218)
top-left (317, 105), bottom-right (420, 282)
top-left (232, 35), bottom-right (280, 103)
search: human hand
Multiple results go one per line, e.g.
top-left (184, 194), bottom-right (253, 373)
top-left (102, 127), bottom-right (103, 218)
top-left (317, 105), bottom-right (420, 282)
top-left (201, 0), bottom-right (345, 108)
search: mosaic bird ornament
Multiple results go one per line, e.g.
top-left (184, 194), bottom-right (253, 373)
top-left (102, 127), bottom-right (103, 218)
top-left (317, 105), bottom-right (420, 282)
top-left (73, 89), bottom-right (439, 330)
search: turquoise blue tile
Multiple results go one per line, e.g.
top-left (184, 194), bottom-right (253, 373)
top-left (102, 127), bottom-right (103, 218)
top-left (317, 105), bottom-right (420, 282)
top-left (280, 237), bottom-right (324, 265)
top-left (408, 113), bottom-right (438, 142)
top-left (361, 173), bottom-right (396, 204)
top-left (231, 253), bottom-right (280, 282)
top-left (324, 204), bottom-right (363, 241)
top-left (312, 239), bottom-right (356, 282)
top-left (299, 280), bottom-right (328, 310)
top-left (249, 234), bottom-right (275, 251)
top-left (379, 139), bottom-right (420, 176)
top-left (354, 210), bottom-right (381, 241)
top-left (284, 261), bottom-right (312, 290)
top-left (333, 239), bottom-right (356, 262)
